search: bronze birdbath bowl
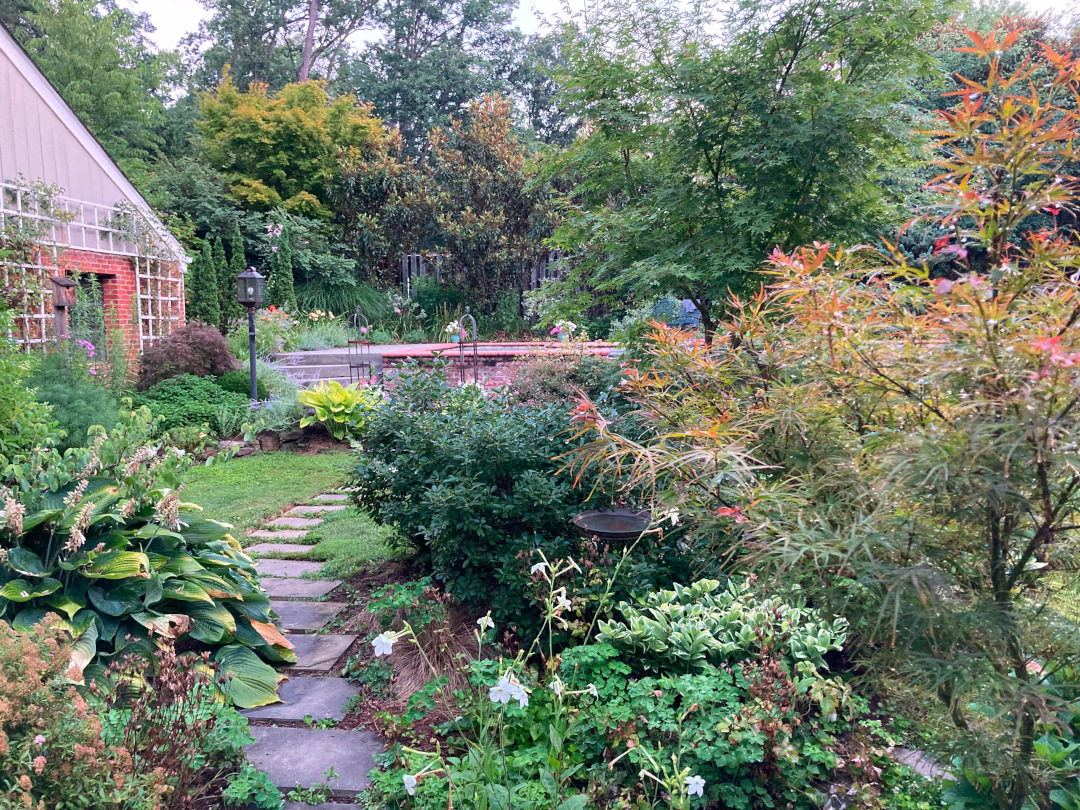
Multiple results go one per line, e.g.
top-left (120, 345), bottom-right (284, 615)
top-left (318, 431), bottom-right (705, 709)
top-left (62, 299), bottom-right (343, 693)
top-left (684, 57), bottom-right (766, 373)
top-left (572, 508), bottom-right (651, 545)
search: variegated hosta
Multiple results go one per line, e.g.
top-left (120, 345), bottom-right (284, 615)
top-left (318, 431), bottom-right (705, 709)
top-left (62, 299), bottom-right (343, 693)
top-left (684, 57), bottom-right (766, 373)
top-left (0, 407), bottom-right (290, 708)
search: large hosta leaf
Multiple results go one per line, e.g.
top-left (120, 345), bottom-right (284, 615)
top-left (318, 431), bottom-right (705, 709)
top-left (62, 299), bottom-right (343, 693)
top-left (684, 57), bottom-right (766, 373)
top-left (45, 592), bottom-right (87, 618)
top-left (131, 612), bottom-right (191, 638)
top-left (65, 623), bottom-right (99, 683)
top-left (84, 551), bottom-right (151, 580)
top-left (12, 607), bottom-right (52, 632)
top-left (7, 548), bottom-right (50, 577)
top-left (1, 578), bottom-right (61, 601)
top-left (180, 516), bottom-right (233, 545)
top-left (187, 602), bottom-right (238, 643)
top-left (232, 619), bottom-right (298, 663)
top-left (88, 585), bottom-right (143, 616)
top-left (214, 645), bottom-right (286, 708)
top-left (161, 579), bottom-right (213, 603)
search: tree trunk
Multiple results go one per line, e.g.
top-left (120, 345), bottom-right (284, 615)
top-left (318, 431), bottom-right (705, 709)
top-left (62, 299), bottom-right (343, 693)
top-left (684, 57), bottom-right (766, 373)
top-left (299, 0), bottom-right (318, 82)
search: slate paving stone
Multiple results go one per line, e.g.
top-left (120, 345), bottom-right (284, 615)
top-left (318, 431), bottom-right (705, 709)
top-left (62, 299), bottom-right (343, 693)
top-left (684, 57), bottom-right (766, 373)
top-left (255, 559), bottom-right (323, 578)
top-left (249, 529), bottom-right (310, 540)
top-left (268, 517), bottom-right (323, 528)
top-left (272, 601), bottom-right (346, 632)
top-left (246, 726), bottom-right (381, 796)
top-left (310, 493), bottom-right (349, 502)
top-left (247, 543), bottom-right (314, 556)
top-left (286, 634), bottom-right (357, 672)
top-left (287, 505), bottom-right (347, 515)
top-left (242, 677), bottom-right (359, 722)
top-left (263, 577), bottom-right (341, 599)
top-left (284, 804), bottom-right (354, 810)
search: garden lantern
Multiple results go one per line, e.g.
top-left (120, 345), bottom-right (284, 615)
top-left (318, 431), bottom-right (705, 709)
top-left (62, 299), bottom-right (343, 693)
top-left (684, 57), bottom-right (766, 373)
top-left (235, 267), bottom-right (265, 403)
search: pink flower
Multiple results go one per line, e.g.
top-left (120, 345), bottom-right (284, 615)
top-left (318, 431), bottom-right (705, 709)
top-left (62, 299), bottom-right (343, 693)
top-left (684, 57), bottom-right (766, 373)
top-left (89, 368), bottom-right (97, 375)
top-left (271, 246), bottom-right (278, 253)
top-left (360, 326), bottom-right (368, 334)
top-left (266, 224), bottom-right (273, 234)
top-left (934, 278), bottom-right (954, 295)
top-left (394, 307), bottom-right (401, 314)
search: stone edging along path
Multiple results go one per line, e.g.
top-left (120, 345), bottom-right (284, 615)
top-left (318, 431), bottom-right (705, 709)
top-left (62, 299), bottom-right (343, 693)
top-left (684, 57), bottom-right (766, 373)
top-left (241, 497), bottom-right (382, 802)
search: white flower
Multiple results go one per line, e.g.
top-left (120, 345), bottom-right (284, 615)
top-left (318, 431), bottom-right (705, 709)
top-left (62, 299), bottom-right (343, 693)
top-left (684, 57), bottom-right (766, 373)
top-left (403, 774), bottom-right (418, 795)
top-left (551, 678), bottom-right (564, 697)
top-left (586, 683), bottom-right (598, 698)
top-left (477, 614), bottom-right (494, 631)
top-left (372, 631), bottom-right (399, 657)
top-left (686, 774), bottom-right (705, 797)
top-left (530, 561), bottom-right (548, 575)
top-left (668, 508), bottom-right (680, 525)
top-left (490, 671), bottom-right (530, 708)
top-left (554, 593), bottom-right (572, 613)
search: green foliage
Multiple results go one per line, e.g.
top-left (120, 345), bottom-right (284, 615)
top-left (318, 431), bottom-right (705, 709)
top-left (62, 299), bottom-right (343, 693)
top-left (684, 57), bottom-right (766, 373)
top-left (198, 77), bottom-right (387, 219)
top-left (295, 280), bottom-right (387, 321)
top-left (186, 239), bottom-right (222, 328)
top-left (367, 578), bottom-right (446, 631)
top-left (547, 0), bottom-right (945, 336)
top-left (0, 407), bottom-right (293, 702)
top-left (222, 219), bottom-right (246, 327)
top-left (349, 361), bottom-right (599, 614)
top-left (222, 763), bottom-right (283, 810)
top-left (0, 619), bottom-right (160, 809)
top-left (211, 235), bottom-right (232, 333)
top-left (216, 370), bottom-right (267, 401)
top-left (137, 323), bottom-right (240, 390)
top-left (27, 350), bottom-right (120, 452)
top-left (511, 354), bottom-right (624, 407)
top-left (0, 311), bottom-right (61, 479)
top-left (265, 220), bottom-right (297, 311)
top-left (345, 656), bottom-right (395, 698)
top-left (598, 578), bottom-right (848, 676)
top-left (135, 374), bottom-right (249, 431)
top-left (7, 0), bottom-right (175, 162)
top-left (297, 379), bottom-right (382, 441)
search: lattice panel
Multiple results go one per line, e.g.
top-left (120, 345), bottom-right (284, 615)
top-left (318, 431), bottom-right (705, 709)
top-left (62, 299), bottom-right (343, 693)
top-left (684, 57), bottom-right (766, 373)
top-left (136, 257), bottom-right (184, 351)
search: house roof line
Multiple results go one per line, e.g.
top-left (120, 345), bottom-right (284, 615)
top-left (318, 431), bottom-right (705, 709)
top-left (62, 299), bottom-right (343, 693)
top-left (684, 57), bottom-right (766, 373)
top-left (0, 21), bottom-right (188, 267)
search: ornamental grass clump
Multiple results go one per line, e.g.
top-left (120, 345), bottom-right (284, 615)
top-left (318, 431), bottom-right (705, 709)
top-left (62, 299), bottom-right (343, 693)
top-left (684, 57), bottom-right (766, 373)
top-left (567, 32), bottom-right (1080, 809)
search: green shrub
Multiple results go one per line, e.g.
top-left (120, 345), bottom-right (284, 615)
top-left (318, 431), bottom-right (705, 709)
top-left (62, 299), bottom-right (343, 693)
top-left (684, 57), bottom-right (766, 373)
top-left (350, 361), bottom-right (597, 614)
top-left (511, 354), bottom-right (625, 407)
top-left (0, 407), bottom-right (293, 702)
top-left (228, 308), bottom-right (294, 360)
top-left (163, 423), bottom-right (215, 454)
top-left (368, 328), bottom-right (394, 344)
top-left (0, 619), bottom-right (161, 809)
top-left (0, 311), bottom-right (61, 479)
top-left (401, 329), bottom-right (428, 344)
top-left (216, 370), bottom-right (268, 401)
top-left (27, 351), bottom-right (120, 451)
top-left (136, 374), bottom-right (250, 431)
top-left (136, 323), bottom-right (239, 390)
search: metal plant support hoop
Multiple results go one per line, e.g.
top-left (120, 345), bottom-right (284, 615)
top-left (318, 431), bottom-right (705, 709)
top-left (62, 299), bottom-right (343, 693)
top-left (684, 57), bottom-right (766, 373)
top-left (348, 308), bottom-right (374, 384)
top-left (459, 307), bottom-right (478, 384)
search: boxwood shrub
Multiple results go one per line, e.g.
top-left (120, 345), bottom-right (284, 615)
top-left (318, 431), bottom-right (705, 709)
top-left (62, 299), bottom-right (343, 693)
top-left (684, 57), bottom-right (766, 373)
top-left (135, 374), bottom-right (249, 431)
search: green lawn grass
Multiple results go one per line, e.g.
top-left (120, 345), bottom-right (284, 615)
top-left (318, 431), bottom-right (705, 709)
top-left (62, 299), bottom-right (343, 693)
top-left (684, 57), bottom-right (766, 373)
top-left (184, 451), bottom-right (350, 531)
top-left (300, 508), bottom-right (394, 578)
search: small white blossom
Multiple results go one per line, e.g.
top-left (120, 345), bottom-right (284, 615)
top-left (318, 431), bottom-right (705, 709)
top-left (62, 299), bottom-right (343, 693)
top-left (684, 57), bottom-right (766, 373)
top-left (372, 631), bottom-right (399, 657)
top-left (530, 561), bottom-right (548, 575)
top-left (551, 678), bottom-right (564, 697)
top-left (586, 683), bottom-right (598, 698)
top-left (686, 774), bottom-right (705, 796)
top-left (477, 614), bottom-right (494, 631)
top-left (554, 593), bottom-right (572, 613)
top-left (403, 774), bottom-right (418, 795)
top-left (490, 671), bottom-right (530, 708)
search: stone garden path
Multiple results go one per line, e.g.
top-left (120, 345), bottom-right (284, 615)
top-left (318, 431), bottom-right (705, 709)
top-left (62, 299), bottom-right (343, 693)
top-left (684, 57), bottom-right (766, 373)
top-left (241, 493), bottom-right (382, 806)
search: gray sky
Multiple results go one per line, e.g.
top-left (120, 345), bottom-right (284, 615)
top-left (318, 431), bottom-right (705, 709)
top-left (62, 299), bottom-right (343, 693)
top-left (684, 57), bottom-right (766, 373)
top-left (126, 0), bottom-right (1072, 52)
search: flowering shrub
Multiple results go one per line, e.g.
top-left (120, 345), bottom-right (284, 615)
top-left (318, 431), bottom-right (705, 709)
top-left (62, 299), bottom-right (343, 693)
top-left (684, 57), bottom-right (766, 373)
top-left (0, 617), bottom-right (162, 809)
top-left (137, 323), bottom-right (239, 390)
top-left (0, 407), bottom-right (291, 705)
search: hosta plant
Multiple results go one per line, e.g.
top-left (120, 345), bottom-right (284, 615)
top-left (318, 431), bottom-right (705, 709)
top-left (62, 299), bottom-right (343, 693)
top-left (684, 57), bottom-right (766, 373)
top-left (297, 379), bottom-right (382, 440)
top-left (0, 406), bottom-right (290, 707)
top-left (598, 577), bottom-right (848, 676)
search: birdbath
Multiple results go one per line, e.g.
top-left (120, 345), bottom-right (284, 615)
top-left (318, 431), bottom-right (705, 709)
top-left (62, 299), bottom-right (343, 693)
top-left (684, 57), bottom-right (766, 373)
top-left (572, 508), bottom-right (651, 545)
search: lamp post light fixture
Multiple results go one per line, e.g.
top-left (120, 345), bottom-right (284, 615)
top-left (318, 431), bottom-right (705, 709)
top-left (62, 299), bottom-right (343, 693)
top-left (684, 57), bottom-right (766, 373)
top-left (235, 267), bottom-right (266, 403)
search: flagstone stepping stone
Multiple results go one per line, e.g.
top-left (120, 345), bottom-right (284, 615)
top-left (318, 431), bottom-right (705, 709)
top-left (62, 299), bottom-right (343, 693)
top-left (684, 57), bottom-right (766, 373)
top-left (246, 726), bottom-right (381, 796)
top-left (287, 504), bottom-right (347, 515)
top-left (263, 578), bottom-right (342, 600)
top-left (268, 516), bottom-right (323, 528)
top-left (310, 493), bottom-right (349, 502)
top-left (247, 543), bottom-right (314, 557)
top-left (273, 601), bottom-right (346, 632)
top-left (250, 529), bottom-right (310, 540)
top-left (242, 677), bottom-right (359, 722)
top-left (284, 803), bottom-right (353, 810)
top-left (286, 634), bottom-right (357, 672)
top-left (255, 559), bottom-right (323, 578)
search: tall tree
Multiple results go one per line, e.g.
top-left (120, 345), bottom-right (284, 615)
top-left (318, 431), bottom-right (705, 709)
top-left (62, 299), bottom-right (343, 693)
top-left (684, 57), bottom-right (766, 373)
top-left (185, 240), bottom-right (222, 327)
top-left (183, 0), bottom-right (373, 91)
top-left (338, 0), bottom-right (519, 153)
top-left (225, 218), bottom-right (248, 325)
top-left (4, 0), bottom-right (177, 162)
top-left (546, 0), bottom-right (948, 340)
top-left (197, 76), bottom-right (389, 219)
top-left (211, 235), bottom-right (233, 333)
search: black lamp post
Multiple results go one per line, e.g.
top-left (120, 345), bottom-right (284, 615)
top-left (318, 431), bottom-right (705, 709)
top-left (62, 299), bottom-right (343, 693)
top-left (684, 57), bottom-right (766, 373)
top-left (235, 267), bottom-right (266, 402)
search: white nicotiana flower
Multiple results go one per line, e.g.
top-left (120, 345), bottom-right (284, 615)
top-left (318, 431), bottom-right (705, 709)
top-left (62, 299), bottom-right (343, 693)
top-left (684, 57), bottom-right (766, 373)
top-left (551, 678), bottom-right (564, 697)
top-left (686, 774), bottom-right (705, 796)
top-left (403, 774), bottom-right (418, 795)
top-left (477, 614), bottom-right (494, 631)
top-left (372, 631), bottom-right (399, 657)
top-left (490, 671), bottom-right (530, 708)
top-left (586, 683), bottom-right (598, 698)
top-left (530, 561), bottom-right (548, 575)
top-left (668, 508), bottom-right (680, 526)
top-left (554, 593), bottom-right (572, 613)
